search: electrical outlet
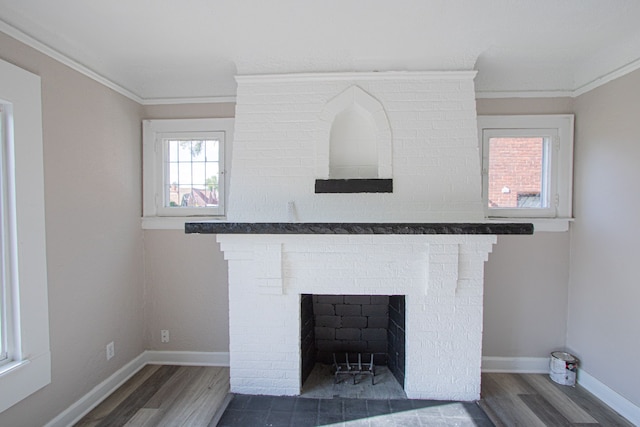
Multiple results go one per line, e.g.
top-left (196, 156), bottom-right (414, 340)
top-left (161, 330), bottom-right (169, 343)
top-left (106, 341), bottom-right (115, 360)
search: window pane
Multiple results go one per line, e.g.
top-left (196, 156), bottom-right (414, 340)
top-left (164, 139), bottom-right (220, 209)
top-left (488, 137), bottom-right (547, 209)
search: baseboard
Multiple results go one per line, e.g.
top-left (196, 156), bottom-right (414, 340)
top-left (45, 351), bottom-right (230, 427)
top-left (44, 352), bottom-right (148, 427)
top-left (481, 356), bottom-right (549, 373)
top-left (145, 350), bottom-right (230, 366)
top-left (480, 357), bottom-right (639, 425)
top-left (578, 369), bottom-right (640, 426)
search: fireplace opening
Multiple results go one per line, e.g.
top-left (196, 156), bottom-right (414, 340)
top-left (300, 294), bottom-right (406, 396)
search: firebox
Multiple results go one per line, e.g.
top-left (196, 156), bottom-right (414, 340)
top-left (300, 294), bottom-right (406, 389)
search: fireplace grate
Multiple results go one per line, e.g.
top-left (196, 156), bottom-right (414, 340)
top-left (332, 353), bottom-right (376, 385)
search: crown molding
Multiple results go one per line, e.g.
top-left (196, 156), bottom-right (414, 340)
top-left (140, 96), bottom-right (237, 105)
top-left (0, 19), bottom-right (143, 104)
top-left (475, 90), bottom-right (574, 99)
top-left (236, 70), bottom-right (478, 84)
top-left (572, 56), bottom-right (640, 97)
top-left (3, 17), bottom-right (640, 104)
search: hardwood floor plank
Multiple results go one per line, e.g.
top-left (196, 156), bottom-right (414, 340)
top-left (122, 408), bottom-right (159, 427)
top-left (74, 365), bottom-right (162, 427)
top-left (481, 372), bottom-right (536, 397)
top-left (86, 365), bottom-right (180, 427)
top-left (521, 374), bottom-right (599, 424)
top-left (153, 367), bottom-right (229, 427)
top-left (554, 381), bottom-right (634, 427)
top-left (481, 395), bottom-right (548, 427)
top-left (520, 393), bottom-right (573, 426)
top-left (142, 366), bottom-right (203, 409)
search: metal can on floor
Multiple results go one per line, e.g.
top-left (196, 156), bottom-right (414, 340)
top-left (550, 351), bottom-right (579, 386)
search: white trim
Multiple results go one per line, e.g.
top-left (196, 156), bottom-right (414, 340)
top-left (141, 216), bottom-right (228, 230)
top-left (236, 70), bottom-right (478, 84)
top-left (0, 58), bottom-right (50, 414)
top-left (578, 369), bottom-right (640, 426)
top-left (0, 19), bottom-right (238, 106)
top-left (573, 57), bottom-right (640, 98)
top-left (4, 15), bottom-right (640, 103)
top-left (44, 352), bottom-right (148, 427)
top-left (486, 218), bottom-right (572, 233)
top-left (140, 96), bottom-right (236, 105)
top-left (481, 356), bottom-right (550, 373)
top-left (0, 20), bottom-right (143, 104)
top-left (44, 351), bottom-right (230, 427)
top-left (476, 90), bottom-right (574, 99)
top-left (142, 118), bottom-right (233, 219)
top-left (145, 350), bottom-right (230, 367)
top-left (478, 114), bottom-right (574, 223)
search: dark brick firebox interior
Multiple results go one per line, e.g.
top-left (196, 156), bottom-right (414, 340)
top-left (300, 294), bottom-right (406, 388)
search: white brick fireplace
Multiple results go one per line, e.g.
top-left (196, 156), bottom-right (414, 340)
top-left (198, 72), bottom-right (531, 401)
top-left (218, 233), bottom-right (496, 400)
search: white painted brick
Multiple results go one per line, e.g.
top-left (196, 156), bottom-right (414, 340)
top-left (223, 72), bottom-right (499, 400)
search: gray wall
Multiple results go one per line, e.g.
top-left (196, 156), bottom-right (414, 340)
top-left (477, 97), bottom-right (573, 358)
top-left (570, 69), bottom-right (640, 406)
top-left (0, 32), bottom-right (144, 427)
top-left (143, 230), bottom-right (229, 351)
top-left (141, 103), bottom-right (233, 352)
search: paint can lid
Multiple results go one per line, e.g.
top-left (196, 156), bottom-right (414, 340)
top-left (551, 351), bottom-right (579, 364)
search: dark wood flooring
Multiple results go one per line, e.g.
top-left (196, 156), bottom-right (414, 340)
top-left (74, 366), bottom-right (634, 426)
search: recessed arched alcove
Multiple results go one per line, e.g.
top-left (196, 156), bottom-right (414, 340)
top-left (316, 86), bottom-right (392, 193)
top-left (330, 104), bottom-right (378, 179)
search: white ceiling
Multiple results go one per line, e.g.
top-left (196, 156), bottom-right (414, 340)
top-left (1, 0), bottom-right (640, 102)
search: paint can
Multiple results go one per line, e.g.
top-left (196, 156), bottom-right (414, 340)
top-left (549, 351), bottom-right (579, 386)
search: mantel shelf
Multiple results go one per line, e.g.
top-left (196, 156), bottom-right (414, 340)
top-left (184, 222), bottom-right (533, 235)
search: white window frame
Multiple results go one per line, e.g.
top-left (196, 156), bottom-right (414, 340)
top-left (0, 59), bottom-right (50, 413)
top-left (142, 118), bottom-right (233, 229)
top-left (477, 115), bottom-right (574, 232)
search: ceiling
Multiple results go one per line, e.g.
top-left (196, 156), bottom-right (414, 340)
top-left (1, 0), bottom-right (640, 102)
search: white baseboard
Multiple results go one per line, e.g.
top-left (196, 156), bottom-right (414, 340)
top-left (481, 357), bottom-right (639, 425)
top-left (145, 350), bottom-right (230, 366)
top-left (45, 351), bottom-right (230, 427)
top-left (482, 356), bottom-right (549, 373)
top-left (44, 352), bottom-right (148, 427)
top-left (578, 369), bottom-right (640, 426)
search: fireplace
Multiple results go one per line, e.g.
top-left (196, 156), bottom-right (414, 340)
top-left (299, 294), bottom-right (406, 389)
top-left (186, 71), bottom-right (532, 401)
top-left (211, 230), bottom-right (509, 400)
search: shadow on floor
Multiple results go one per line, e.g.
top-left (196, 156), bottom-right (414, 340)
top-left (217, 394), bottom-right (493, 426)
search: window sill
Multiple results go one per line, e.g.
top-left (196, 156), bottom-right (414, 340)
top-left (0, 352), bottom-right (50, 413)
top-left (142, 216), bottom-right (227, 230)
top-left (486, 217), bottom-right (573, 232)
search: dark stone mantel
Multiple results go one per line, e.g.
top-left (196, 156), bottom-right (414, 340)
top-left (185, 222), bottom-right (533, 235)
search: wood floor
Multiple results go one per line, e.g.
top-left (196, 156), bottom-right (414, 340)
top-left (74, 365), bottom-right (230, 427)
top-left (75, 366), bottom-right (633, 426)
top-left (480, 373), bottom-right (633, 426)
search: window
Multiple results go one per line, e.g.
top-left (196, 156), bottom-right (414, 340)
top-left (0, 58), bottom-right (50, 413)
top-left (477, 115), bottom-right (574, 228)
top-left (0, 106), bottom-right (8, 365)
top-left (0, 105), bottom-right (12, 367)
top-left (142, 118), bottom-right (233, 228)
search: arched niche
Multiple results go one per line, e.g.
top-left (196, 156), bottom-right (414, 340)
top-left (316, 86), bottom-right (392, 192)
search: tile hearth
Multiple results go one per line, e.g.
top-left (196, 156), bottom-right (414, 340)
top-left (217, 394), bottom-right (493, 427)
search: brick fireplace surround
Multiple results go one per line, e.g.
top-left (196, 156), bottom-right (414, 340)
top-left (187, 222), bottom-right (531, 401)
top-left (186, 71), bottom-right (532, 401)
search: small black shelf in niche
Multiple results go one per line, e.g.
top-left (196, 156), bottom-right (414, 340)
top-left (314, 178), bottom-right (393, 194)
